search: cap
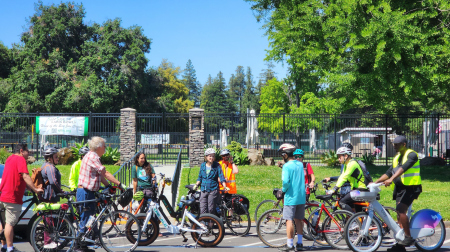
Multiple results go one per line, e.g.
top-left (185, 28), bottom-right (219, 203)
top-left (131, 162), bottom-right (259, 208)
top-left (393, 135), bottom-right (407, 144)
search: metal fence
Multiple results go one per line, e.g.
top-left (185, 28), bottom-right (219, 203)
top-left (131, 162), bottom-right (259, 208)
top-left (1, 112), bottom-right (449, 166)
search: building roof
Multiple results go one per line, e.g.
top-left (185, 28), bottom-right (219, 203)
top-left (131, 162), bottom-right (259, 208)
top-left (338, 127), bottom-right (393, 134)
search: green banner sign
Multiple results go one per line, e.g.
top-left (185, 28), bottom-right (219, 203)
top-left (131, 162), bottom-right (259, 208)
top-left (36, 116), bottom-right (89, 136)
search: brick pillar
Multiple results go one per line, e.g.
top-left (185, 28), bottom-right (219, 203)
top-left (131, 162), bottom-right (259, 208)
top-left (120, 108), bottom-right (136, 164)
top-left (189, 108), bottom-right (204, 167)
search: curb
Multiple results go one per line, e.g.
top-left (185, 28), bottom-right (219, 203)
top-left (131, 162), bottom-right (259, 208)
top-left (444, 221), bottom-right (450, 227)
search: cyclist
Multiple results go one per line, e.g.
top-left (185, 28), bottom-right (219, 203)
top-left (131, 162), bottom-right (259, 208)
top-left (278, 143), bottom-right (306, 251)
top-left (326, 146), bottom-right (367, 213)
top-left (132, 152), bottom-right (156, 200)
top-left (293, 149), bottom-right (315, 202)
top-left (40, 147), bottom-right (65, 249)
top-left (324, 142), bottom-right (353, 197)
top-left (193, 148), bottom-right (228, 216)
top-left (374, 135), bottom-right (421, 251)
top-left (0, 143), bottom-right (43, 252)
top-left (69, 146), bottom-right (90, 191)
top-left (218, 149), bottom-right (238, 194)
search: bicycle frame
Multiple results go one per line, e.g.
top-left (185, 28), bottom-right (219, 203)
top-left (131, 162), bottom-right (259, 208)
top-left (308, 202), bottom-right (346, 235)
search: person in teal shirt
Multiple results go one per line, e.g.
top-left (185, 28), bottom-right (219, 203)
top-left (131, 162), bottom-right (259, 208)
top-left (131, 153), bottom-right (156, 204)
top-left (278, 143), bottom-right (306, 251)
top-left (69, 147), bottom-right (89, 191)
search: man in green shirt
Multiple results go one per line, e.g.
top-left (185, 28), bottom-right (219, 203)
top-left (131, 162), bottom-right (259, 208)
top-left (69, 147), bottom-right (89, 191)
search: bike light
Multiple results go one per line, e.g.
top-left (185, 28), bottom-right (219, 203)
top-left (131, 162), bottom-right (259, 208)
top-left (239, 198), bottom-right (243, 202)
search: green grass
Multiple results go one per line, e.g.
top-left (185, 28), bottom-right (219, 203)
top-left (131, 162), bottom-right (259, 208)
top-left (178, 165), bottom-right (450, 221)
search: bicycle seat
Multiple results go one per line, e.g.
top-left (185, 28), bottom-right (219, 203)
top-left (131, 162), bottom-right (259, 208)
top-left (185, 184), bottom-right (196, 191)
top-left (180, 198), bottom-right (196, 206)
top-left (315, 194), bottom-right (333, 200)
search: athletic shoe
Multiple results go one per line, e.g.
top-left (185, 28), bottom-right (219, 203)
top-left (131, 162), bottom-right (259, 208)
top-left (1, 248), bottom-right (6, 252)
top-left (279, 245), bottom-right (295, 251)
top-left (43, 242), bottom-right (58, 249)
top-left (296, 243), bottom-right (306, 251)
top-left (10, 247), bottom-right (25, 252)
top-left (398, 236), bottom-right (415, 246)
top-left (387, 244), bottom-right (406, 252)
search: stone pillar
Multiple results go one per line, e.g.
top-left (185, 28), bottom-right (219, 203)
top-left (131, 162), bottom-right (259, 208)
top-left (120, 108), bottom-right (136, 164)
top-left (189, 108), bottom-right (204, 167)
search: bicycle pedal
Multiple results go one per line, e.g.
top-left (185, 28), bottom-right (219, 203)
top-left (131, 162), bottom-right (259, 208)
top-left (182, 238), bottom-right (188, 242)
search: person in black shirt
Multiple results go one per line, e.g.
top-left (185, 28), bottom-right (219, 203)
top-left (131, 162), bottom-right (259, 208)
top-left (374, 136), bottom-right (422, 252)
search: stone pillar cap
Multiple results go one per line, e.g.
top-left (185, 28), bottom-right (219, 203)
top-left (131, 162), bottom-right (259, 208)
top-left (121, 108), bottom-right (136, 112)
top-left (189, 108), bottom-right (204, 112)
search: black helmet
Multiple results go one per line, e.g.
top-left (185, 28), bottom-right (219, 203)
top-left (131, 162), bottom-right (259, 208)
top-left (44, 147), bottom-right (58, 157)
top-left (341, 142), bottom-right (353, 151)
top-left (79, 147), bottom-right (90, 156)
top-left (117, 188), bottom-right (133, 207)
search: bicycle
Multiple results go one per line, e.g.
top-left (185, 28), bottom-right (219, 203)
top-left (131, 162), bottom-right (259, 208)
top-left (125, 173), bottom-right (225, 248)
top-left (344, 183), bottom-right (446, 252)
top-left (29, 188), bottom-right (142, 252)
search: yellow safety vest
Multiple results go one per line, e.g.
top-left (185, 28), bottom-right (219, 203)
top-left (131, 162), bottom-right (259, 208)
top-left (392, 149), bottom-right (421, 186)
top-left (219, 161), bottom-right (237, 194)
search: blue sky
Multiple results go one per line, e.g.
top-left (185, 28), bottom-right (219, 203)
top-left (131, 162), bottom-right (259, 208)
top-left (0, 0), bottom-right (287, 86)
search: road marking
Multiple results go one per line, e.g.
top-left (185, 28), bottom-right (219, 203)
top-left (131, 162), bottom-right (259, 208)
top-left (443, 239), bottom-right (450, 244)
top-left (187, 236), bottom-right (240, 246)
top-left (242, 237), bottom-right (286, 247)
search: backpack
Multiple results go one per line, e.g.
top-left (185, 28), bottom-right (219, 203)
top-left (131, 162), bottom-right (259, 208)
top-left (31, 167), bottom-right (49, 190)
top-left (352, 160), bottom-right (373, 187)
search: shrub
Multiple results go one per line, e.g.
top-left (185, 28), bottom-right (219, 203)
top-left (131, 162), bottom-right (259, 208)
top-left (0, 148), bottom-right (12, 164)
top-left (360, 152), bottom-right (375, 166)
top-left (226, 141), bottom-right (249, 165)
top-left (70, 139), bottom-right (88, 161)
top-left (320, 150), bottom-right (340, 167)
top-left (101, 147), bottom-right (120, 165)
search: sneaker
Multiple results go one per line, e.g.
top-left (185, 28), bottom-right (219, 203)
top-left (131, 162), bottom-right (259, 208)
top-left (43, 242), bottom-right (58, 249)
top-left (10, 247), bottom-right (25, 252)
top-left (1, 248), bottom-right (6, 252)
top-left (387, 244), bottom-right (406, 252)
top-left (398, 236), bottom-right (415, 246)
top-left (279, 245), bottom-right (295, 251)
top-left (296, 243), bottom-right (306, 251)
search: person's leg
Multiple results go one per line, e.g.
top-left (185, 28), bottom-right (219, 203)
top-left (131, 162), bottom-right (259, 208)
top-left (282, 205), bottom-right (295, 249)
top-left (397, 203), bottom-right (411, 237)
top-left (0, 202), bottom-right (6, 248)
top-left (207, 190), bottom-right (218, 215)
top-left (2, 202), bottom-right (21, 249)
top-left (199, 191), bottom-right (209, 214)
top-left (339, 193), bottom-right (355, 213)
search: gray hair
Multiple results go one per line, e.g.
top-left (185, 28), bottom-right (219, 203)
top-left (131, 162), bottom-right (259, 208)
top-left (88, 136), bottom-right (106, 151)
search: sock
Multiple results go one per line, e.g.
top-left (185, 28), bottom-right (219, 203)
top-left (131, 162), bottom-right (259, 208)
top-left (7, 247), bottom-right (13, 252)
top-left (287, 238), bottom-right (294, 247)
top-left (297, 234), bottom-right (303, 244)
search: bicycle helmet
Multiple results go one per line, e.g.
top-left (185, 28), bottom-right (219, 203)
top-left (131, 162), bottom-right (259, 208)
top-left (133, 191), bottom-right (144, 201)
top-left (336, 147), bottom-right (352, 156)
top-left (78, 146), bottom-right (90, 156)
top-left (277, 143), bottom-right (296, 154)
top-left (341, 142), bottom-right (353, 150)
top-left (117, 188), bottom-right (133, 207)
top-left (44, 147), bottom-right (58, 157)
top-left (219, 149), bottom-right (230, 156)
top-left (293, 149), bottom-right (304, 157)
top-left (204, 148), bottom-right (216, 156)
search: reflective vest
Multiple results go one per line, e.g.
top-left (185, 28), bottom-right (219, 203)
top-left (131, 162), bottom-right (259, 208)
top-left (219, 161), bottom-right (237, 194)
top-left (392, 149), bottom-right (421, 186)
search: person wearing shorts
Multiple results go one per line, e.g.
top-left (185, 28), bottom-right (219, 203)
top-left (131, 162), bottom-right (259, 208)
top-left (0, 143), bottom-right (43, 252)
top-left (278, 144), bottom-right (306, 251)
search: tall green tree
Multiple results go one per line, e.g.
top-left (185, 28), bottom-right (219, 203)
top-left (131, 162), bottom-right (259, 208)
top-left (228, 66), bottom-right (246, 114)
top-left (246, 0), bottom-right (450, 113)
top-left (242, 66), bottom-right (259, 113)
top-left (200, 71), bottom-right (233, 113)
top-left (182, 59), bottom-right (202, 107)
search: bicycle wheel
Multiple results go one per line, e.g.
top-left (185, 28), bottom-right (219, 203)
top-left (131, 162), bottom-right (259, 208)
top-left (226, 202), bottom-right (251, 236)
top-left (256, 209), bottom-right (291, 248)
top-left (414, 219), bottom-right (446, 252)
top-left (322, 209), bottom-right (354, 250)
top-left (30, 213), bottom-right (76, 252)
top-left (124, 213), bottom-right (160, 246)
top-left (191, 213), bottom-right (225, 247)
top-left (99, 210), bottom-right (141, 252)
top-left (254, 199), bottom-right (282, 223)
top-left (98, 201), bottom-right (119, 235)
top-left (344, 212), bottom-right (383, 252)
top-left (378, 206), bottom-right (398, 247)
top-left (307, 206), bottom-right (332, 246)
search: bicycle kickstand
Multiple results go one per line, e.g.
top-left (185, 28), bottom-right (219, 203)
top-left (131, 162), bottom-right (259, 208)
top-left (194, 233), bottom-right (203, 249)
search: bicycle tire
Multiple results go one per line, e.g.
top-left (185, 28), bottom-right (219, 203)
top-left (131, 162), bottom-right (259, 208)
top-left (414, 219), bottom-right (446, 252)
top-left (254, 199), bottom-right (282, 223)
top-left (30, 213), bottom-right (76, 252)
top-left (344, 212), bottom-right (383, 252)
top-left (191, 213), bottom-right (225, 247)
top-left (97, 200), bottom-right (119, 235)
top-left (256, 209), bottom-right (290, 248)
top-left (99, 210), bottom-right (141, 252)
top-left (226, 202), bottom-right (251, 236)
top-left (322, 209), bottom-right (354, 250)
top-left (124, 213), bottom-right (160, 246)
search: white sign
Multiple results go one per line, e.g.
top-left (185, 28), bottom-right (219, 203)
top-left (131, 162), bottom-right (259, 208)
top-left (36, 116), bottom-right (88, 136)
top-left (141, 134), bottom-right (170, 144)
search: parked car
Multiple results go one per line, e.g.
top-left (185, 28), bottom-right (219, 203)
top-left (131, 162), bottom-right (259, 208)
top-left (0, 164), bottom-right (38, 240)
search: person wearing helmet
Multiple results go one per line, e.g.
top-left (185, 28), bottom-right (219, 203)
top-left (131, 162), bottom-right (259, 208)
top-left (278, 144), bottom-right (306, 251)
top-left (293, 149), bottom-right (315, 202)
top-left (193, 148), bottom-right (228, 216)
top-left (324, 142), bottom-right (353, 196)
top-left (374, 135), bottom-right (421, 251)
top-left (69, 146), bottom-right (90, 191)
top-left (218, 149), bottom-right (239, 195)
top-left (40, 147), bottom-right (65, 249)
top-left (327, 146), bottom-right (367, 213)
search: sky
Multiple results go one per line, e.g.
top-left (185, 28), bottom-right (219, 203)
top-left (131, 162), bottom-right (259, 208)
top-left (0, 0), bottom-right (287, 86)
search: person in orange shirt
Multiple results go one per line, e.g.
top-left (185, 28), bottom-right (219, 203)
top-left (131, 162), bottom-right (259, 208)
top-left (218, 149), bottom-right (239, 195)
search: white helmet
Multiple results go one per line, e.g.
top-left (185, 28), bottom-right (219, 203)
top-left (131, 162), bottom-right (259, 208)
top-left (204, 148), bottom-right (216, 156)
top-left (336, 147), bottom-right (352, 156)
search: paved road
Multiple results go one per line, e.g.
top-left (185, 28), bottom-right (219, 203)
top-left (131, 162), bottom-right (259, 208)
top-left (13, 225), bottom-right (450, 252)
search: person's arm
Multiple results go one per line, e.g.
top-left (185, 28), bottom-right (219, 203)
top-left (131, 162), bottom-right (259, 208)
top-left (21, 173), bottom-right (43, 194)
top-left (131, 165), bottom-right (138, 193)
top-left (101, 176), bottom-right (110, 186)
top-left (217, 163), bottom-right (226, 183)
top-left (47, 166), bottom-right (64, 194)
top-left (195, 164), bottom-right (204, 187)
top-left (281, 166), bottom-right (290, 193)
top-left (133, 179), bottom-right (138, 193)
top-left (307, 164), bottom-right (315, 187)
top-left (101, 170), bottom-right (121, 185)
top-left (229, 156), bottom-right (239, 174)
top-left (335, 163), bottom-right (355, 188)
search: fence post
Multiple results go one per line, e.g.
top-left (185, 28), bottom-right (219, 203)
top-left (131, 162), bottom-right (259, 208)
top-left (88, 111), bottom-right (92, 139)
top-left (283, 113), bottom-right (286, 143)
top-left (438, 113), bottom-right (440, 157)
top-left (385, 114), bottom-right (388, 167)
top-left (189, 108), bottom-right (204, 167)
top-left (36, 111), bottom-right (39, 161)
top-left (120, 108), bottom-right (136, 165)
top-left (231, 113), bottom-right (234, 142)
top-left (334, 114), bottom-right (337, 153)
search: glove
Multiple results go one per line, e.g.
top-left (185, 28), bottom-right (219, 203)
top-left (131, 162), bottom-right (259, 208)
top-left (119, 183), bottom-right (127, 191)
top-left (326, 189), bottom-right (335, 195)
top-left (133, 191), bottom-right (144, 201)
top-left (224, 187), bottom-right (230, 192)
top-left (193, 184), bottom-right (198, 191)
top-left (108, 187), bottom-right (117, 194)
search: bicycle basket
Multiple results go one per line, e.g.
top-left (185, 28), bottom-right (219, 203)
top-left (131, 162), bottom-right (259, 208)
top-left (117, 188), bottom-right (133, 207)
top-left (231, 195), bottom-right (250, 215)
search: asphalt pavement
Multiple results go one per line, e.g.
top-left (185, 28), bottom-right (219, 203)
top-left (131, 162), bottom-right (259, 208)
top-left (13, 225), bottom-right (450, 252)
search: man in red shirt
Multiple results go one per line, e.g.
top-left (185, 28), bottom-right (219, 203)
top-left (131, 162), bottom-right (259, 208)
top-left (0, 143), bottom-right (43, 252)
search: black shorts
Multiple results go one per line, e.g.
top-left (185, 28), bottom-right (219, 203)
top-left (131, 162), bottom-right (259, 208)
top-left (395, 189), bottom-right (420, 207)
